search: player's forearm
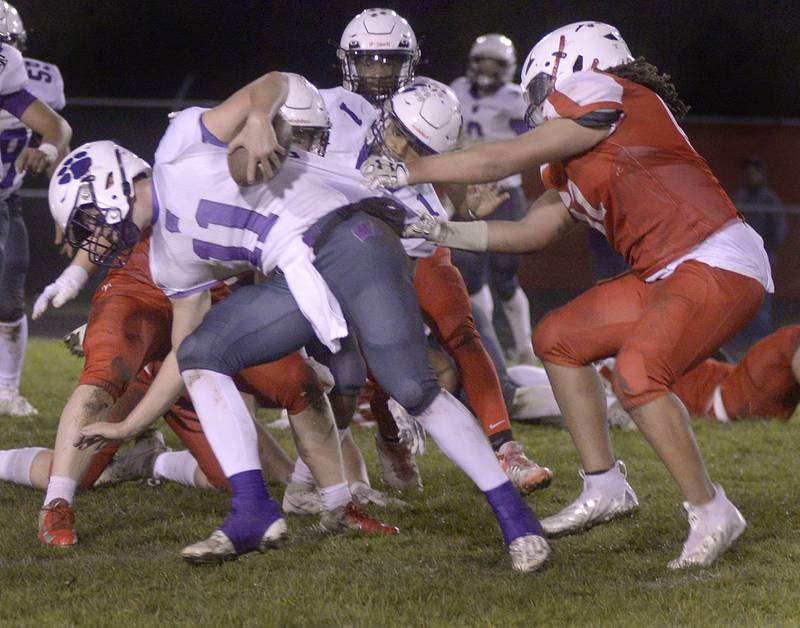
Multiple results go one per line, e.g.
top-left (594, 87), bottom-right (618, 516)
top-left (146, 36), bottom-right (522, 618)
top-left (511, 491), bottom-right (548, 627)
top-left (120, 350), bottom-right (185, 437)
top-left (408, 140), bottom-right (518, 185)
top-left (247, 72), bottom-right (289, 121)
top-left (20, 100), bottom-right (72, 153)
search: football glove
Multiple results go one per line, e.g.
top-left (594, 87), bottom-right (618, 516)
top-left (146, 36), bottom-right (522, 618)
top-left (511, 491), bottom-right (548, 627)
top-left (33, 265), bottom-right (89, 320)
top-left (360, 155), bottom-right (410, 190)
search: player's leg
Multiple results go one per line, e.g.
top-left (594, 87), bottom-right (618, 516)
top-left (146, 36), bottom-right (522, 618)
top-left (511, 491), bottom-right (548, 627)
top-left (612, 262), bottom-right (763, 568)
top-left (39, 291), bottom-right (172, 546)
top-left (313, 211), bottom-right (548, 571)
top-left (415, 247), bottom-right (552, 492)
top-left (0, 197), bottom-right (36, 415)
top-left (0, 447), bottom-right (51, 488)
top-left (450, 246), bottom-right (492, 318)
top-left (488, 188), bottom-right (536, 365)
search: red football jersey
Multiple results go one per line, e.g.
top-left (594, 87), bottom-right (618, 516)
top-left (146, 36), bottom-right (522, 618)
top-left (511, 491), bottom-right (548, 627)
top-left (540, 70), bottom-right (740, 278)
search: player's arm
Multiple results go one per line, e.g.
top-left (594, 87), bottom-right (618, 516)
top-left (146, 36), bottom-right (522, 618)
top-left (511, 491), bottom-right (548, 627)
top-left (201, 71), bottom-right (289, 183)
top-left (408, 119), bottom-right (608, 185)
top-left (17, 98), bottom-right (72, 176)
top-left (32, 249), bottom-right (96, 319)
top-left (75, 290), bottom-right (212, 448)
top-left (408, 188), bottom-right (575, 254)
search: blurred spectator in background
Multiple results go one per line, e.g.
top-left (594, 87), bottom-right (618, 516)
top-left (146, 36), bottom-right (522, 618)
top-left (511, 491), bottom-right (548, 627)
top-left (729, 156), bottom-right (787, 353)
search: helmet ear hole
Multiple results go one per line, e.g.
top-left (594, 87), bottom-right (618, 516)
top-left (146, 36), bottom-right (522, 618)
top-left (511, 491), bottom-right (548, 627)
top-left (572, 55), bottom-right (583, 73)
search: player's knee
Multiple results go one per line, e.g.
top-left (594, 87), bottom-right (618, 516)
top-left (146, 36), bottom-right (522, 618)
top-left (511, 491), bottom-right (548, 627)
top-left (177, 331), bottom-right (235, 375)
top-left (532, 314), bottom-right (567, 363)
top-left (388, 377), bottom-right (439, 416)
top-left (282, 361), bottom-right (326, 415)
top-left (494, 276), bottom-right (519, 302)
top-left (612, 348), bottom-right (669, 409)
top-left (0, 294), bottom-right (24, 322)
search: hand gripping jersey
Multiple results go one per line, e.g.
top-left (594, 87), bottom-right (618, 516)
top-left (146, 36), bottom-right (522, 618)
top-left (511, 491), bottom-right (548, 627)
top-left (151, 107), bottom-right (402, 351)
top-left (0, 45), bottom-right (44, 199)
top-left (449, 76), bottom-right (526, 188)
top-left (319, 87), bottom-right (447, 258)
top-left (539, 70), bottom-right (742, 279)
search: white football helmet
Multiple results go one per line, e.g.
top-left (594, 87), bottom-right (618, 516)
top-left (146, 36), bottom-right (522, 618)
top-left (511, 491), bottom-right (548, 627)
top-left (3, 3), bottom-right (25, 50)
top-left (520, 21), bottom-right (632, 127)
top-left (337, 8), bottom-right (420, 105)
top-left (49, 141), bottom-right (151, 267)
top-left (468, 33), bottom-right (517, 88)
top-left (280, 73), bottom-right (331, 156)
top-left (375, 77), bottom-right (462, 158)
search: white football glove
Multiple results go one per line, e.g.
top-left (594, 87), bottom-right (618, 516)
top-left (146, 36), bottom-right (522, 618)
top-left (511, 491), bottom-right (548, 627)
top-left (33, 265), bottom-right (89, 320)
top-left (388, 398), bottom-right (427, 456)
top-left (360, 155), bottom-right (410, 190)
top-left (402, 213), bottom-right (445, 241)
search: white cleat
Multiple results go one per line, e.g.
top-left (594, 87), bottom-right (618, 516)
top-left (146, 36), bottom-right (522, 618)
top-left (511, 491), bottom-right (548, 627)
top-left (0, 387), bottom-right (38, 416)
top-left (180, 519), bottom-right (288, 564)
top-left (63, 323), bottom-right (87, 358)
top-left (667, 485), bottom-right (746, 570)
top-left (541, 461), bottom-right (638, 537)
top-left (350, 481), bottom-right (408, 509)
top-left (97, 430), bottom-right (167, 485)
top-left (282, 481), bottom-right (322, 515)
top-left (509, 534), bottom-right (551, 572)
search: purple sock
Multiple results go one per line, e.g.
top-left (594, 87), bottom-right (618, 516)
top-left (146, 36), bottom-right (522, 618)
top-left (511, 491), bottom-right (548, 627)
top-left (219, 469), bottom-right (283, 554)
top-left (484, 480), bottom-right (544, 545)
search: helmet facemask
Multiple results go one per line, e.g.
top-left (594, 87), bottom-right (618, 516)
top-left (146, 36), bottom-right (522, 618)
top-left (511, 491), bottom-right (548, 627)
top-left (373, 101), bottom-right (437, 163)
top-left (291, 126), bottom-right (330, 157)
top-left (340, 50), bottom-right (418, 105)
top-left (467, 57), bottom-right (512, 90)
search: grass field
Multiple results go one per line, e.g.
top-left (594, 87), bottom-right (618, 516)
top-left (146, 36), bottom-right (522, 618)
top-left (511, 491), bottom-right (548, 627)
top-left (2, 338), bottom-right (800, 626)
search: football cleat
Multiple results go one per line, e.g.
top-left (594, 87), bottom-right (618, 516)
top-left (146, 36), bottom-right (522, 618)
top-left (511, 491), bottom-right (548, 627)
top-left (509, 534), bottom-right (551, 572)
top-left (541, 461), bottom-right (638, 537)
top-left (350, 481), bottom-right (408, 509)
top-left (0, 386), bottom-right (38, 416)
top-left (319, 502), bottom-right (399, 536)
top-left (38, 498), bottom-right (77, 547)
top-left (96, 430), bottom-right (167, 485)
top-left (62, 323), bottom-right (87, 358)
top-left (180, 519), bottom-right (288, 564)
top-left (282, 481), bottom-right (322, 516)
top-left (668, 485), bottom-right (746, 570)
top-left (375, 435), bottom-right (423, 492)
top-left (495, 441), bottom-right (553, 494)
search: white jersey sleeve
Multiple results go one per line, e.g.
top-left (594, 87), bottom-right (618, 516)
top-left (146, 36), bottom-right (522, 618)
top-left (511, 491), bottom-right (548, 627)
top-left (541, 70), bottom-right (623, 127)
top-left (320, 87), bottom-right (377, 167)
top-left (23, 57), bottom-right (66, 110)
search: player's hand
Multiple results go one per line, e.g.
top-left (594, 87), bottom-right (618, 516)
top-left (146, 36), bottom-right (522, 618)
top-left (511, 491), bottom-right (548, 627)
top-left (360, 155), bottom-right (409, 190)
top-left (461, 183), bottom-right (510, 219)
top-left (228, 114), bottom-right (287, 184)
top-left (402, 213), bottom-right (444, 242)
top-left (75, 420), bottom-right (140, 450)
top-left (16, 147), bottom-right (53, 176)
top-left (32, 265), bottom-right (89, 319)
top-left (388, 399), bottom-right (426, 456)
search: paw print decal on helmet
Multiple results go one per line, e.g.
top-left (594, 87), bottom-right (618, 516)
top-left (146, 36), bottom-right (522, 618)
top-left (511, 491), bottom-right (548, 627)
top-left (57, 151), bottom-right (92, 185)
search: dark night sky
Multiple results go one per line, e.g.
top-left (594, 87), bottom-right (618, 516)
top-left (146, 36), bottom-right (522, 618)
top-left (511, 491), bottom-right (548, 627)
top-left (12, 0), bottom-right (800, 116)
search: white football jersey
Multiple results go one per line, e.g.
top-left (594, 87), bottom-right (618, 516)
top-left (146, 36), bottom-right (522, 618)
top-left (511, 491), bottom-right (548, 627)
top-left (450, 76), bottom-right (527, 187)
top-left (0, 56), bottom-right (65, 199)
top-left (319, 87), bottom-right (378, 167)
top-left (151, 107), bottom-right (407, 350)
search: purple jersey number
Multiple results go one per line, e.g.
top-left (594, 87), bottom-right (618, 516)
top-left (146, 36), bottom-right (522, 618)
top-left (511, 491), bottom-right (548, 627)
top-left (0, 128), bottom-right (29, 189)
top-left (191, 198), bottom-right (278, 266)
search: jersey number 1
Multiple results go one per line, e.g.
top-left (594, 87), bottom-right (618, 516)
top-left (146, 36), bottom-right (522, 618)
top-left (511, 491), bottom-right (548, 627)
top-left (191, 199), bottom-right (278, 266)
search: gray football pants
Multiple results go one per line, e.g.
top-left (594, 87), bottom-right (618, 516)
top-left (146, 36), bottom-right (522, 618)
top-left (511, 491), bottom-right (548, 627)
top-left (0, 195), bottom-right (26, 322)
top-left (178, 212), bottom-right (440, 416)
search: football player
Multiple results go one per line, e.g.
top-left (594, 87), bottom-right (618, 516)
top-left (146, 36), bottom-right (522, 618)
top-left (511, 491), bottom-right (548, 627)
top-left (0, 2), bottom-right (71, 415)
top-left (48, 72), bottom-right (548, 571)
top-left (363, 21), bottom-right (772, 569)
top-left (449, 34), bottom-right (536, 365)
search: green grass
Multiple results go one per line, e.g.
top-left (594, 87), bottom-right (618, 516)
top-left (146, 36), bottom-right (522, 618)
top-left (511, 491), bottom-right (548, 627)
top-left (2, 338), bottom-right (800, 626)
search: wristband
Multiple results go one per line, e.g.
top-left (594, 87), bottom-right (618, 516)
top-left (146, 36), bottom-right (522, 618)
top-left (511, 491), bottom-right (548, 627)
top-left (438, 220), bottom-right (489, 252)
top-left (38, 143), bottom-right (59, 164)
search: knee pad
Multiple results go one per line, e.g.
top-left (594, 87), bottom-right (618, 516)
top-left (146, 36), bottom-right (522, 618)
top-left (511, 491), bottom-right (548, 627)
top-left (177, 331), bottom-right (234, 375)
top-left (390, 377), bottom-right (439, 416)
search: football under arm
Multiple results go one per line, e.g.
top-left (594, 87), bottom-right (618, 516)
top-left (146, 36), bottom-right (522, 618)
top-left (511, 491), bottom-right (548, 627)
top-left (407, 119), bottom-right (610, 186)
top-left (201, 71), bottom-right (289, 144)
top-left (110, 290), bottom-right (212, 438)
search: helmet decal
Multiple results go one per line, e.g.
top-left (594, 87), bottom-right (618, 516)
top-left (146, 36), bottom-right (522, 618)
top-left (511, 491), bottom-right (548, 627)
top-left (56, 152), bottom-right (91, 185)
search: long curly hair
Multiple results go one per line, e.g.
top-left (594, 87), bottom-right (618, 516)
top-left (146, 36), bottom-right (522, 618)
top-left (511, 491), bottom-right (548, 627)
top-left (605, 57), bottom-right (690, 119)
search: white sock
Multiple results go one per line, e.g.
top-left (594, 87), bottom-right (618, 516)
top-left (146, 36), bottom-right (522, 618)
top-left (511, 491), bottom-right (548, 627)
top-left (0, 316), bottom-right (27, 390)
top-left (182, 369), bottom-right (261, 477)
top-left (501, 287), bottom-right (533, 356)
top-left (469, 284), bottom-right (494, 321)
top-left (319, 481), bottom-right (350, 510)
top-left (153, 450), bottom-right (199, 487)
top-left (0, 447), bottom-right (47, 486)
top-left (290, 456), bottom-right (316, 489)
top-left (416, 390), bottom-right (507, 491)
top-left (44, 475), bottom-right (78, 506)
top-left (584, 461), bottom-right (626, 493)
